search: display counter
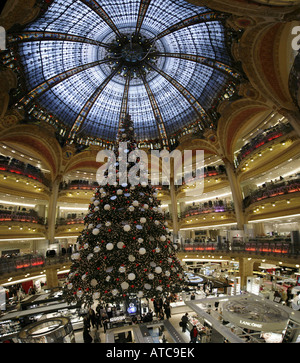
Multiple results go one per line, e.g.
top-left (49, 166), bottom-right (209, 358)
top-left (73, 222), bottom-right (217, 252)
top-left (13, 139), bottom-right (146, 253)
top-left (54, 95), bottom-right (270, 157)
top-left (17, 317), bottom-right (75, 343)
top-left (0, 301), bottom-right (82, 342)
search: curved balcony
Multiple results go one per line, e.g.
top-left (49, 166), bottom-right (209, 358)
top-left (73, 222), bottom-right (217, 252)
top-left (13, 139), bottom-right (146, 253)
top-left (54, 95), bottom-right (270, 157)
top-left (243, 177), bottom-right (300, 209)
top-left (182, 238), bottom-right (297, 257)
top-left (0, 211), bottom-right (45, 225)
top-left (236, 123), bottom-right (293, 166)
top-left (0, 156), bottom-right (50, 187)
top-left (181, 200), bottom-right (234, 219)
top-left (60, 180), bottom-right (98, 191)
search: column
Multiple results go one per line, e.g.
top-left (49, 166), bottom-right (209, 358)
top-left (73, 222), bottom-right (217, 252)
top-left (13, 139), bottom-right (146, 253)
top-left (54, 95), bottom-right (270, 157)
top-left (223, 158), bottom-right (245, 230)
top-left (239, 257), bottom-right (254, 290)
top-left (47, 177), bottom-right (61, 244)
top-left (46, 268), bottom-right (59, 289)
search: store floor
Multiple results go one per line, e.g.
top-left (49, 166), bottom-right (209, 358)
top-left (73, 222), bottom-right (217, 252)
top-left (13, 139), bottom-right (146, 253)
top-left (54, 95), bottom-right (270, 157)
top-left (74, 311), bottom-right (192, 343)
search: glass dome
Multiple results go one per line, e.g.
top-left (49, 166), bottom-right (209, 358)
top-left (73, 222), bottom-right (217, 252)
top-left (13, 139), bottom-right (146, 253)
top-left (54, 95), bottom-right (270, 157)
top-left (11, 0), bottom-right (241, 145)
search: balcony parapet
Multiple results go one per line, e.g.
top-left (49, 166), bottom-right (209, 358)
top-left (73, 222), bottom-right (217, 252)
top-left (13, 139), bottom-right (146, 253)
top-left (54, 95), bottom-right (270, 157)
top-left (235, 123), bottom-right (294, 166)
top-left (243, 177), bottom-right (300, 209)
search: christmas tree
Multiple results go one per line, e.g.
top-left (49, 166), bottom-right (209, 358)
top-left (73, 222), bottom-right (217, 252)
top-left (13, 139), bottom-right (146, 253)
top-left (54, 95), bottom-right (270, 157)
top-left (63, 114), bottom-right (184, 306)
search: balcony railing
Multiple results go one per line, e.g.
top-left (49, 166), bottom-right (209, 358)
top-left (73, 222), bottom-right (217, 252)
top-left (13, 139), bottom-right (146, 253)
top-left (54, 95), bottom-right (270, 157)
top-left (0, 211), bottom-right (45, 225)
top-left (235, 123), bottom-right (293, 165)
top-left (182, 238), bottom-right (298, 256)
top-left (0, 157), bottom-right (49, 187)
top-left (243, 177), bottom-right (300, 208)
top-left (180, 200), bottom-right (234, 219)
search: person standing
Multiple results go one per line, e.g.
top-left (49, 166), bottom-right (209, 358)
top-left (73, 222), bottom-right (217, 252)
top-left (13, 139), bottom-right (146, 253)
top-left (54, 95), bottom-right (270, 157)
top-left (164, 301), bottom-right (171, 319)
top-left (190, 325), bottom-right (199, 343)
top-left (88, 308), bottom-right (96, 328)
top-left (181, 312), bottom-right (189, 333)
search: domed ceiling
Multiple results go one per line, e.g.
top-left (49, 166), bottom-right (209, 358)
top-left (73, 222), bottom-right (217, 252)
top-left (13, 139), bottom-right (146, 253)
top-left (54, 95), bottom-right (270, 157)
top-left (9, 0), bottom-right (242, 146)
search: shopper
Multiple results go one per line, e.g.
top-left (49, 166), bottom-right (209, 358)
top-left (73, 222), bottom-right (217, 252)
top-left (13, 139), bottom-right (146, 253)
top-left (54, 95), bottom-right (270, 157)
top-left (83, 315), bottom-right (90, 331)
top-left (164, 301), bottom-right (171, 319)
top-left (88, 308), bottom-right (96, 328)
top-left (83, 328), bottom-right (93, 343)
top-left (95, 311), bottom-right (102, 330)
top-left (181, 312), bottom-right (189, 333)
top-left (102, 314), bottom-right (109, 333)
top-left (190, 325), bottom-right (199, 343)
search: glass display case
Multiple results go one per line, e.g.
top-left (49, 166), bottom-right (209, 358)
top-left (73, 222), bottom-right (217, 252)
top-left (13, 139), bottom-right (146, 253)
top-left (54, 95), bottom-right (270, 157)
top-left (17, 317), bottom-right (75, 343)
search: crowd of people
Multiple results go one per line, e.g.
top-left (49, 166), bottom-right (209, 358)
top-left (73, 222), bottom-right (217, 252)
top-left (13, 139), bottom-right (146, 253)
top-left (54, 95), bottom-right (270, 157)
top-left (81, 297), bottom-right (174, 343)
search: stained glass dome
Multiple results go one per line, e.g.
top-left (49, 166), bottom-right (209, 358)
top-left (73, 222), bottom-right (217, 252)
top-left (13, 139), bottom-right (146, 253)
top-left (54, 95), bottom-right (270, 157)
top-left (9, 0), bottom-right (241, 146)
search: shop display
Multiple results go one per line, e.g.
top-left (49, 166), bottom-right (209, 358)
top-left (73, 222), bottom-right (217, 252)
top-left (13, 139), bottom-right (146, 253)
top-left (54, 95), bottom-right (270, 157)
top-left (17, 317), bottom-right (75, 343)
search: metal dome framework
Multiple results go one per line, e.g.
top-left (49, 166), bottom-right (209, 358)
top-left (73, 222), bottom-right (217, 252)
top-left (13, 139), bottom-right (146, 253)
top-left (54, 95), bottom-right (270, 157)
top-left (9, 0), bottom-right (242, 147)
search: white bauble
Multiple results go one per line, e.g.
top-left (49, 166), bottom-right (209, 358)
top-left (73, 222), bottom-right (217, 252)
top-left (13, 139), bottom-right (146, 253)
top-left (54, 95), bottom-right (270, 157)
top-left (117, 189), bottom-right (123, 195)
top-left (165, 270), bottom-right (171, 277)
top-left (128, 255), bottom-right (136, 262)
top-left (138, 238), bottom-right (144, 243)
top-left (153, 193), bottom-right (158, 198)
top-left (92, 228), bottom-right (100, 235)
top-left (77, 290), bottom-right (83, 298)
top-left (94, 200), bottom-right (100, 206)
top-left (154, 220), bottom-right (160, 225)
top-left (119, 266), bottom-right (126, 273)
top-left (156, 286), bottom-right (163, 292)
top-left (137, 291), bottom-right (144, 298)
top-left (140, 217), bottom-right (146, 224)
top-left (121, 282), bottom-right (129, 290)
top-left (139, 248), bottom-right (146, 255)
top-left (106, 243), bottom-right (114, 251)
top-left (155, 266), bottom-right (162, 274)
top-left (84, 243), bottom-right (89, 249)
top-left (93, 292), bottom-right (100, 300)
top-left (91, 279), bottom-right (98, 287)
top-left (148, 273), bottom-right (154, 280)
top-left (71, 253), bottom-right (80, 260)
top-left (67, 283), bottom-right (73, 290)
top-left (87, 253), bottom-right (93, 261)
top-left (90, 197), bottom-right (95, 202)
top-left (132, 200), bottom-right (139, 207)
top-left (117, 242), bottom-right (125, 249)
top-left (155, 247), bottom-right (161, 253)
top-left (88, 224), bottom-right (94, 229)
top-left (112, 289), bottom-right (119, 296)
top-left (141, 181), bottom-right (147, 187)
top-left (128, 206), bottom-right (134, 212)
top-left (124, 224), bottom-right (131, 232)
top-left (104, 204), bottom-right (110, 211)
top-left (128, 273), bottom-right (136, 281)
top-left (94, 246), bottom-right (100, 253)
top-left (100, 188), bottom-right (104, 193)
top-left (158, 207), bottom-right (163, 214)
top-left (82, 274), bottom-right (87, 280)
top-left (143, 204), bottom-right (149, 210)
top-left (144, 283), bottom-right (151, 290)
top-left (105, 221), bottom-right (111, 227)
top-left (106, 276), bottom-right (111, 282)
top-left (160, 235), bottom-right (167, 242)
top-left (94, 206), bottom-right (99, 212)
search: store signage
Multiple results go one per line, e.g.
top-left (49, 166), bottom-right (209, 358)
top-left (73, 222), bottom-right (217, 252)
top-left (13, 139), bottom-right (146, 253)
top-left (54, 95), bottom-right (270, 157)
top-left (239, 320), bottom-right (262, 329)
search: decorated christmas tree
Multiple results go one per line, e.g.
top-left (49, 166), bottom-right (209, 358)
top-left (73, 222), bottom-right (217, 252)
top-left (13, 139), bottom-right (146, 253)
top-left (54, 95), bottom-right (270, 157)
top-left (63, 114), bottom-right (184, 306)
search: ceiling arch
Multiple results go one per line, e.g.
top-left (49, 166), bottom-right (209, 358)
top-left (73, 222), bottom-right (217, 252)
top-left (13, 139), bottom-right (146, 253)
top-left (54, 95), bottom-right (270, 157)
top-left (0, 124), bottom-right (62, 180)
